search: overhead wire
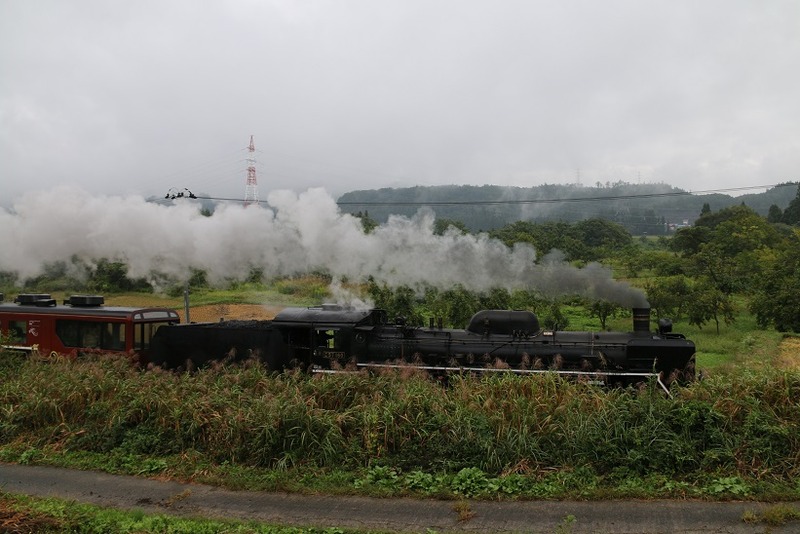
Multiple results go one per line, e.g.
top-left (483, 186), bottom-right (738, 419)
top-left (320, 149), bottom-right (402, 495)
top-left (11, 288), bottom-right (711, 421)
top-left (335, 184), bottom-right (794, 206)
top-left (167, 182), bottom-right (794, 207)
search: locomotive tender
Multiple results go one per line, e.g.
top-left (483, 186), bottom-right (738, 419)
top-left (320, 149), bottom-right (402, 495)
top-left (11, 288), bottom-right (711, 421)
top-left (150, 304), bottom-right (696, 389)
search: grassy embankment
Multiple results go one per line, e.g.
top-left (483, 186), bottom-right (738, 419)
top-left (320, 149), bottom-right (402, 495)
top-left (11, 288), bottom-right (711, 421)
top-left (0, 491), bottom-right (371, 533)
top-left (1, 331), bottom-right (798, 501)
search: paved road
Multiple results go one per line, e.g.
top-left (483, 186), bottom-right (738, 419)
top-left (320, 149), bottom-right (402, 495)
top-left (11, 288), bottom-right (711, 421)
top-left (0, 463), bottom-right (796, 533)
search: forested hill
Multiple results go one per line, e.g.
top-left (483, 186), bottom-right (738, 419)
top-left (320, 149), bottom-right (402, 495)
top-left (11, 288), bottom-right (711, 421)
top-left (337, 182), bottom-right (798, 234)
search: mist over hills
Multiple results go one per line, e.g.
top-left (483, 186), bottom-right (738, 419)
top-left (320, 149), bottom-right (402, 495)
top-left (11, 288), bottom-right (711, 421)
top-left (338, 182), bottom-right (798, 234)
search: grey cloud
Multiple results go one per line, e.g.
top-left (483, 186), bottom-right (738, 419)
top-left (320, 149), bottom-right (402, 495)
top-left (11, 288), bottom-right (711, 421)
top-left (1, 0), bottom-right (798, 203)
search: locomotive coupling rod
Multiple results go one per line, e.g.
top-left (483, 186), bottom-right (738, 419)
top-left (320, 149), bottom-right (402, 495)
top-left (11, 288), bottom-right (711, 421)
top-left (1, 344), bottom-right (34, 353)
top-left (359, 362), bottom-right (672, 394)
top-left (311, 368), bottom-right (359, 375)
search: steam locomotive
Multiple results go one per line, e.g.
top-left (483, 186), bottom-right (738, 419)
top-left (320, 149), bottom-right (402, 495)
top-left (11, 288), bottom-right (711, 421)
top-left (150, 305), bottom-right (696, 390)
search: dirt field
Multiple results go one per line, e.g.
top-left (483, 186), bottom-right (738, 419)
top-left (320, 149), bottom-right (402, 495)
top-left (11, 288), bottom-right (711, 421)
top-left (101, 296), bottom-right (284, 323)
top-left (179, 303), bottom-right (282, 323)
top-left (778, 336), bottom-right (800, 370)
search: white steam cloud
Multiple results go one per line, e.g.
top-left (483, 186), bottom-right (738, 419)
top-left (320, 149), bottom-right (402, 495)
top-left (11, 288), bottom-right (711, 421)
top-left (0, 187), bottom-right (647, 307)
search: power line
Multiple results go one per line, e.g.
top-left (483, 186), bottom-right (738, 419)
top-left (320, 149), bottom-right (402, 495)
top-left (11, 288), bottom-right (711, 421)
top-left (162, 182), bottom-right (796, 207)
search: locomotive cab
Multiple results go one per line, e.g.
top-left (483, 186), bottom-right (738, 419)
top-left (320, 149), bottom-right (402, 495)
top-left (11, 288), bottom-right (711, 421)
top-left (271, 305), bottom-right (386, 369)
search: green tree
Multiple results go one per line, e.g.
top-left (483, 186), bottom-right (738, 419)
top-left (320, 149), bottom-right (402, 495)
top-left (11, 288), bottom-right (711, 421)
top-left (186, 268), bottom-right (209, 290)
top-left (689, 248), bottom-right (741, 294)
top-left (488, 221), bottom-right (539, 248)
top-left (670, 225), bottom-right (711, 256)
top-left (246, 267), bottom-right (264, 284)
top-left (23, 260), bottom-right (73, 291)
top-left (0, 270), bottom-right (19, 291)
top-left (439, 285), bottom-right (481, 328)
top-left (391, 286), bottom-right (421, 324)
top-left (767, 204), bottom-right (784, 224)
top-left (782, 185), bottom-right (800, 225)
top-left (366, 280), bottom-right (424, 325)
top-left (352, 211), bottom-right (378, 234)
top-left (588, 299), bottom-right (622, 329)
top-left (508, 289), bottom-right (547, 314)
top-left (433, 218), bottom-right (469, 235)
top-left (90, 259), bottom-right (151, 293)
top-left (645, 276), bottom-right (692, 320)
top-left (645, 250), bottom-right (687, 277)
top-left (671, 205), bottom-right (782, 295)
top-left (540, 301), bottom-right (569, 330)
top-left (366, 277), bottom-right (393, 309)
top-left (686, 286), bottom-right (736, 334)
top-left (478, 287), bottom-right (511, 310)
top-left (573, 218), bottom-right (632, 249)
top-left (750, 237), bottom-right (800, 332)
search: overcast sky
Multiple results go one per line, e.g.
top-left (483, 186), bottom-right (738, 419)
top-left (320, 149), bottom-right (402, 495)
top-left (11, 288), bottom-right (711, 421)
top-left (2, 0), bottom-right (799, 205)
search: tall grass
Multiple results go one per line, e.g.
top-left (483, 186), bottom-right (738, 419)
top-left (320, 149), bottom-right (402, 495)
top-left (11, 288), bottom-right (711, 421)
top-left (2, 352), bottom-right (798, 484)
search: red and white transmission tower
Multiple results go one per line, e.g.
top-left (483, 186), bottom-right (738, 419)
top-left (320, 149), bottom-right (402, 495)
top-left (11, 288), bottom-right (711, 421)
top-left (243, 135), bottom-right (259, 206)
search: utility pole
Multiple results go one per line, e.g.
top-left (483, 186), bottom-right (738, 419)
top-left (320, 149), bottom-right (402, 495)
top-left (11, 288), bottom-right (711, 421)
top-left (244, 135), bottom-right (259, 206)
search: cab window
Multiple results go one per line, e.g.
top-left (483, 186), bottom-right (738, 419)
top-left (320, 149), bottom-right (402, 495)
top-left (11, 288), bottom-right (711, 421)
top-left (134, 322), bottom-right (170, 350)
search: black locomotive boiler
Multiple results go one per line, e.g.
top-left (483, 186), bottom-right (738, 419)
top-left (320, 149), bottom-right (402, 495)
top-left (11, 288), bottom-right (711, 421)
top-left (150, 305), bottom-right (696, 389)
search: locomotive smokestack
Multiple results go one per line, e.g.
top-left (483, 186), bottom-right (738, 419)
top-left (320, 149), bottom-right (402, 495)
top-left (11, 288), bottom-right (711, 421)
top-left (632, 307), bottom-right (651, 334)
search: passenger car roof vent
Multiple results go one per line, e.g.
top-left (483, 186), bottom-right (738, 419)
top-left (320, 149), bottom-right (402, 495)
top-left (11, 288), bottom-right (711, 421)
top-left (65, 295), bottom-right (105, 307)
top-left (14, 293), bottom-right (54, 306)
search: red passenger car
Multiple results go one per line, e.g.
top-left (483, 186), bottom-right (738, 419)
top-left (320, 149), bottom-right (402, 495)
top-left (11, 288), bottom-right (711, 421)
top-left (0, 293), bottom-right (180, 361)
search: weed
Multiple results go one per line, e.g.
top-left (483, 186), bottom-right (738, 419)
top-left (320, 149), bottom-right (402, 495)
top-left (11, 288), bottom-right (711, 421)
top-left (354, 465), bottom-right (400, 488)
top-left (741, 509), bottom-right (758, 524)
top-left (555, 514), bottom-right (577, 534)
top-left (706, 476), bottom-right (750, 497)
top-left (0, 492), bottom-right (360, 533)
top-left (742, 504), bottom-right (800, 526)
top-left (452, 500), bottom-right (475, 522)
top-left (18, 448), bottom-right (43, 465)
top-left (497, 473), bottom-right (528, 495)
top-left (403, 470), bottom-right (439, 493)
top-left (164, 489), bottom-right (192, 507)
top-left (450, 467), bottom-right (496, 497)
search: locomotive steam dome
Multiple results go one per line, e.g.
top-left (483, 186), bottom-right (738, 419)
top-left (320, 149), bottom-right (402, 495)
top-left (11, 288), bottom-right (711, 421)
top-left (467, 310), bottom-right (540, 336)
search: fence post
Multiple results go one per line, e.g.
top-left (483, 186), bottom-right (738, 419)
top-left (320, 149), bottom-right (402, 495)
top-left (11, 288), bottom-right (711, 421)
top-left (183, 282), bottom-right (190, 323)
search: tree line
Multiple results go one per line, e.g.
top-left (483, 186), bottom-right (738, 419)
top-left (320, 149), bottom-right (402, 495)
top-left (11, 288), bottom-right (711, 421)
top-left (362, 185), bottom-right (800, 333)
top-left (340, 181), bottom-right (798, 233)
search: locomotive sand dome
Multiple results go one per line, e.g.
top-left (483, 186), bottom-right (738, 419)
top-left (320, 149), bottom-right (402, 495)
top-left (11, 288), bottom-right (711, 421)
top-left (151, 305), bottom-right (696, 391)
top-left (467, 310), bottom-right (539, 336)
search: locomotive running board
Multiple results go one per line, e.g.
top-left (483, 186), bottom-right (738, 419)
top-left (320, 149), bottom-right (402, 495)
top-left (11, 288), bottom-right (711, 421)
top-left (313, 363), bottom-right (672, 396)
